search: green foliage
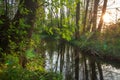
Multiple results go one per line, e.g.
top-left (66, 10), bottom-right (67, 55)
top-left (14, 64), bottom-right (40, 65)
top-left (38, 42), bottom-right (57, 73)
top-left (0, 65), bottom-right (62, 80)
top-left (19, 2), bottom-right (30, 15)
top-left (4, 54), bottom-right (19, 66)
top-left (1, 0), bottom-right (120, 80)
top-left (19, 18), bottom-right (30, 29)
top-left (0, 0), bottom-right (63, 80)
top-left (60, 24), bottom-right (75, 41)
top-left (26, 48), bottom-right (35, 59)
top-left (42, 21), bottom-right (75, 41)
top-left (0, 54), bottom-right (62, 80)
top-left (0, 20), bottom-right (3, 24)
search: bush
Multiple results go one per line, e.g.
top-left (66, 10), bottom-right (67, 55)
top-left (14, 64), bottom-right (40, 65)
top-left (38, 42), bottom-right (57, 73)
top-left (0, 67), bottom-right (62, 80)
top-left (0, 54), bottom-right (63, 80)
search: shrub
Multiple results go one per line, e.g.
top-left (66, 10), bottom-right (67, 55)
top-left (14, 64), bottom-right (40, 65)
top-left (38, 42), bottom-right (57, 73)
top-left (0, 54), bottom-right (62, 80)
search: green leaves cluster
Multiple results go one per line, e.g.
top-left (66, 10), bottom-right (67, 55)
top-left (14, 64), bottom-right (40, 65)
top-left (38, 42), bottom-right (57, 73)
top-left (0, 54), bottom-right (62, 80)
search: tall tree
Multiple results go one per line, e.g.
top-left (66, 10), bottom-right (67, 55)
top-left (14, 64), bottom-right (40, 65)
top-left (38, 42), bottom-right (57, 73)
top-left (12, 0), bottom-right (38, 68)
top-left (92, 0), bottom-right (100, 31)
top-left (0, 0), bottom-right (44, 67)
top-left (98, 0), bottom-right (108, 32)
top-left (74, 1), bottom-right (80, 80)
top-left (0, 0), bottom-right (11, 56)
top-left (83, 0), bottom-right (90, 32)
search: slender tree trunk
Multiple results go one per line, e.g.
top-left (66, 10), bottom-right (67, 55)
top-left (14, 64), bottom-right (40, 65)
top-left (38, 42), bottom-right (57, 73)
top-left (24, 0), bottom-right (39, 38)
top-left (97, 62), bottom-right (104, 80)
top-left (55, 51), bottom-right (60, 72)
top-left (86, 0), bottom-right (94, 32)
top-left (74, 48), bottom-right (80, 80)
top-left (74, 1), bottom-right (80, 80)
top-left (60, 49), bottom-right (63, 73)
top-left (83, 55), bottom-right (89, 80)
top-left (4, 0), bottom-right (8, 15)
top-left (98, 0), bottom-right (108, 32)
top-left (83, 0), bottom-right (90, 32)
top-left (0, 14), bottom-right (10, 61)
top-left (89, 58), bottom-right (98, 80)
top-left (71, 46), bottom-right (74, 80)
top-left (65, 45), bottom-right (71, 80)
top-left (92, 0), bottom-right (99, 31)
top-left (59, 40), bottom-right (65, 73)
top-left (19, 53), bottom-right (27, 68)
top-left (75, 2), bottom-right (80, 34)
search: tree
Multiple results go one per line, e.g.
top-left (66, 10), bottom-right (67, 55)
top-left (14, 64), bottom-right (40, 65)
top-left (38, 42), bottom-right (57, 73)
top-left (98, 0), bottom-right (108, 32)
top-left (92, 0), bottom-right (100, 32)
top-left (0, 0), bottom-right (45, 67)
top-left (74, 1), bottom-right (80, 80)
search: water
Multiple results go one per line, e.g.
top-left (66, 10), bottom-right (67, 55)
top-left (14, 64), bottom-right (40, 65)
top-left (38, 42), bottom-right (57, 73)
top-left (45, 51), bottom-right (120, 80)
top-left (102, 65), bottom-right (120, 80)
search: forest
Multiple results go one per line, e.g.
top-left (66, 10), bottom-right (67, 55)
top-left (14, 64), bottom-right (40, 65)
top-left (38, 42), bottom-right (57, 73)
top-left (0, 0), bottom-right (120, 80)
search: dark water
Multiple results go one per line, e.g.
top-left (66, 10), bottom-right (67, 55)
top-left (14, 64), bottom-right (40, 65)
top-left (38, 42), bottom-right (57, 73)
top-left (45, 51), bottom-right (120, 80)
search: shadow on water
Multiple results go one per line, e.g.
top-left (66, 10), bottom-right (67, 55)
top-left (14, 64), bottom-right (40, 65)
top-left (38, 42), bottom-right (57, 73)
top-left (45, 42), bottom-right (120, 80)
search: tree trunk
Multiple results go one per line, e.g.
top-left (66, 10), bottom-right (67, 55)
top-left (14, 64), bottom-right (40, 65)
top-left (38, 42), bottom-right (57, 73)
top-left (92, 0), bottom-right (99, 31)
top-left (90, 58), bottom-right (98, 80)
top-left (13, 0), bottom-right (40, 68)
top-left (97, 62), bottom-right (104, 80)
top-left (74, 1), bottom-right (80, 80)
top-left (98, 0), bottom-right (108, 32)
top-left (83, 0), bottom-right (90, 32)
top-left (83, 55), bottom-right (89, 80)
top-left (24, 0), bottom-right (39, 38)
top-left (59, 40), bottom-right (65, 73)
top-left (65, 45), bottom-right (71, 80)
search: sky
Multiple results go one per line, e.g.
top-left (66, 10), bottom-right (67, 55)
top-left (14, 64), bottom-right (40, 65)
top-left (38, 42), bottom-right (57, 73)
top-left (107, 0), bottom-right (120, 8)
top-left (105, 0), bottom-right (120, 23)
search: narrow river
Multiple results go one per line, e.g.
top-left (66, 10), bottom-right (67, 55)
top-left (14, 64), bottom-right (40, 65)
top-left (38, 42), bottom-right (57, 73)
top-left (45, 51), bottom-right (120, 80)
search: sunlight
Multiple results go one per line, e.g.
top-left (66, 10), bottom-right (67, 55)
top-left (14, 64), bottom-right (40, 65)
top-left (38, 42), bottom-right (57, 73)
top-left (103, 13), bottom-right (111, 23)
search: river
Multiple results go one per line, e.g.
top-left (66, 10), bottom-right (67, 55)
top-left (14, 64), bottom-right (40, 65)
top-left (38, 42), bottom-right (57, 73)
top-left (45, 50), bottom-right (120, 80)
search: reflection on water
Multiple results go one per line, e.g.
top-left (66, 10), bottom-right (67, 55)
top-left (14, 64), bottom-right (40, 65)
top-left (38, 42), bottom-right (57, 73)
top-left (102, 65), bottom-right (120, 80)
top-left (45, 51), bottom-right (120, 80)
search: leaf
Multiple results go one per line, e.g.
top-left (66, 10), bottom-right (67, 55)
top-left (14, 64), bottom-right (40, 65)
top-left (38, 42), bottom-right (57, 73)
top-left (49, 27), bottom-right (53, 35)
top-left (26, 48), bottom-right (35, 59)
top-left (0, 20), bottom-right (3, 24)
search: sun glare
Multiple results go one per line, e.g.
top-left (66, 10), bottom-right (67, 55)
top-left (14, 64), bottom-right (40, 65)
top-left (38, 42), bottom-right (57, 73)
top-left (103, 13), bottom-right (111, 23)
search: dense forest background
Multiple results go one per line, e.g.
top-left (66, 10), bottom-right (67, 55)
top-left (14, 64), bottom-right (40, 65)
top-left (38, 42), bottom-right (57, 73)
top-left (0, 0), bottom-right (120, 80)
